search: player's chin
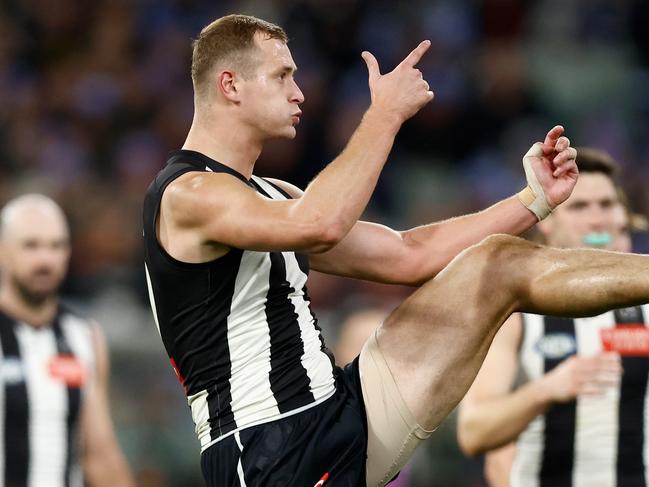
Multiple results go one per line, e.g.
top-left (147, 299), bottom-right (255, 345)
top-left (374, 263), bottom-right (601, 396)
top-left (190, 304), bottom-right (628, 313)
top-left (272, 126), bottom-right (297, 140)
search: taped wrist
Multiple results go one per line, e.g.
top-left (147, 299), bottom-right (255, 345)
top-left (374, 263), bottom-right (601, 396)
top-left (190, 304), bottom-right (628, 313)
top-left (518, 143), bottom-right (553, 221)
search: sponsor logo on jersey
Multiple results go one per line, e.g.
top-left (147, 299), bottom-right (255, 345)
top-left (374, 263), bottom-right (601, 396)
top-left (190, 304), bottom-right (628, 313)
top-left (314, 472), bottom-right (329, 486)
top-left (601, 325), bottom-right (649, 356)
top-left (48, 355), bottom-right (87, 387)
top-left (1, 358), bottom-right (25, 385)
top-left (535, 333), bottom-right (576, 359)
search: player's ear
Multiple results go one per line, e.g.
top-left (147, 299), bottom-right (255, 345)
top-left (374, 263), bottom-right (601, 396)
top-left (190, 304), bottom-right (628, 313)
top-left (218, 70), bottom-right (242, 103)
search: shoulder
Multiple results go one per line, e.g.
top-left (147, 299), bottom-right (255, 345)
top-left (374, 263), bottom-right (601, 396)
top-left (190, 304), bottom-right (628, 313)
top-left (162, 171), bottom-right (254, 226)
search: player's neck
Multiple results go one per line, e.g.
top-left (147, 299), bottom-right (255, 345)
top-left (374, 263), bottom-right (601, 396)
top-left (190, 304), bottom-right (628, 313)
top-left (0, 285), bottom-right (58, 328)
top-left (183, 111), bottom-right (261, 180)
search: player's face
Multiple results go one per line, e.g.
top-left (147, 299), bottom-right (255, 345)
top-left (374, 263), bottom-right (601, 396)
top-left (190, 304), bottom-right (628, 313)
top-left (238, 35), bottom-right (304, 140)
top-left (540, 173), bottom-right (620, 249)
top-left (0, 210), bottom-right (70, 304)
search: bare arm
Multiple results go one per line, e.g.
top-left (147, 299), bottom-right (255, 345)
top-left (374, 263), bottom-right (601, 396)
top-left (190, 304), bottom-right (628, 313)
top-left (310, 196), bottom-right (536, 285)
top-left (484, 443), bottom-right (517, 487)
top-left (457, 314), bottom-right (623, 456)
top-left (269, 126), bottom-right (577, 285)
top-left (457, 314), bottom-right (542, 456)
top-left (270, 179), bottom-right (536, 285)
top-left (162, 42), bottom-right (434, 257)
top-left (82, 324), bottom-right (135, 487)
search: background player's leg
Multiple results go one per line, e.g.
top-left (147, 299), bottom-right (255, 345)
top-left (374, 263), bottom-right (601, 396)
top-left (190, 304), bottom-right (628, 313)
top-left (376, 234), bottom-right (649, 429)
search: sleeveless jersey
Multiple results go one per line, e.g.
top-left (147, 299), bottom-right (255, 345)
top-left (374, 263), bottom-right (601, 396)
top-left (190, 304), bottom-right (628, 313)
top-left (513, 304), bottom-right (649, 487)
top-left (0, 305), bottom-right (95, 487)
top-left (143, 150), bottom-right (336, 452)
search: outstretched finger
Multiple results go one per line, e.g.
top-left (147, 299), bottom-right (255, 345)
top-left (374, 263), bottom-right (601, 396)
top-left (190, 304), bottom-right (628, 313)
top-left (398, 40), bottom-right (432, 69)
top-left (541, 125), bottom-right (565, 154)
top-left (361, 51), bottom-right (381, 83)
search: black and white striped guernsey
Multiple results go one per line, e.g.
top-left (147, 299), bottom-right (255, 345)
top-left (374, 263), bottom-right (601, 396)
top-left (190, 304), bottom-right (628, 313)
top-left (513, 304), bottom-right (649, 487)
top-left (0, 305), bottom-right (94, 487)
top-left (143, 150), bottom-right (336, 452)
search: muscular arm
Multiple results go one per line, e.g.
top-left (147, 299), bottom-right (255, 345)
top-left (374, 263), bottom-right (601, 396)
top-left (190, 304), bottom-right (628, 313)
top-left (82, 324), bottom-right (135, 487)
top-left (269, 179), bottom-right (536, 285)
top-left (161, 42), bottom-right (434, 259)
top-left (457, 314), bottom-right (553, 456)
top-left (164, 109), bottom-right (403, 255)
top-left (268, 126), bottom-right (576, 285)
top-left (311, 197), bottom-right (537, 285)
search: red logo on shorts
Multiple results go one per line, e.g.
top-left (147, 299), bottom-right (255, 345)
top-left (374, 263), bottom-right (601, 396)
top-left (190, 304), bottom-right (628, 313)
top-left (601, 325), bottom-right (649, 355)
top-left (48, 355), bottom-right (86, 387)
top-left (314, 472), bottom-right (329, 486)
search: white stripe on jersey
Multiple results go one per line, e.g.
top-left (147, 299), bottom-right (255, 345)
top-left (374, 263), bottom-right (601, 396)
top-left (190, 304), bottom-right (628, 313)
top-left (17, 323), bottom-right (68, 487)
top-left (234, 432), bottom-right (248, 487)
top-left (227, 250), bottom-right (278, 427)
top-left (189, 389), bottom-right (212, 450)
top-left (513, 305), bottom-right (649, 487)
top-left (573, 311), bottom-right (618, 487)
top-left (13, 316), bottom-right (92, 487)
top-left (282, 251), bottom-right (334, 399)
top-left (511, 313), bottom-right (544, 487)
top-left (145, 263), bottom-right (162, 336)
top-left (251, 177), bottom-right (334, 400)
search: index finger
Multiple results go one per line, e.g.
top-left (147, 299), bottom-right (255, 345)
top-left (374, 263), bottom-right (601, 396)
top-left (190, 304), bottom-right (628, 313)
top-left (399, 40), bottom-right (432, 68)
top-left (542, 125), bottom-right (564, 150)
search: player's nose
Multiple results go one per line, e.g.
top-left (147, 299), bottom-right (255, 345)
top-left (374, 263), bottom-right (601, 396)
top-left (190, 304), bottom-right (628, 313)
top-left (290, 80), bottom-right (305, 104)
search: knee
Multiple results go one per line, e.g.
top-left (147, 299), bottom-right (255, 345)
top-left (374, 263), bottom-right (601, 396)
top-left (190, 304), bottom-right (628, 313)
top-left (461, 234), bottom-right (533, 274)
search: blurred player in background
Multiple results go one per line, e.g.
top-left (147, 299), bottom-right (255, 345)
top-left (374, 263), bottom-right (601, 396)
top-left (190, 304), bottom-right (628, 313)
top-left (143, 14), bottom-right (649, 487)
top-left (0, 194), bottom-right (134, 487)
top-left (458, 149), bottom-right (649, 486)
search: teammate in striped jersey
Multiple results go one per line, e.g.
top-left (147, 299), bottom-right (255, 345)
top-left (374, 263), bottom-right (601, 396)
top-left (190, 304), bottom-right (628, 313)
top-left (457, 150), bottom-right (649, 486)
top-left (143, 14), bottom-right (649, 487)
top-left (0, 195), bottom-right (134, 487)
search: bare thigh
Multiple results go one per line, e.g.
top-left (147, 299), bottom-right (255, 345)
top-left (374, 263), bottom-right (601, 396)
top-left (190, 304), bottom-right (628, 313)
top-left (375, 235), bottom-right (519, 429)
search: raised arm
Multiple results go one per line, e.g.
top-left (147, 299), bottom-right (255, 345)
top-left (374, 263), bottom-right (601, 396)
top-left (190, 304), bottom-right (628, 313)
top-left (306, 126), bottom-right (578, 284)
top-left (162, 42), bottom-right (434, 258)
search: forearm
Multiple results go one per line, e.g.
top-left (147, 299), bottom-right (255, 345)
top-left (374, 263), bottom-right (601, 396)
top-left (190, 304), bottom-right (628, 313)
top-left (403, 195), bottom-right (538, 282)
top-left (460, 379), bottom-right (552, 456)
top-left (85, 452), bottom-right (135, 487)
top-left (297, 107), bottom-right (400, 239)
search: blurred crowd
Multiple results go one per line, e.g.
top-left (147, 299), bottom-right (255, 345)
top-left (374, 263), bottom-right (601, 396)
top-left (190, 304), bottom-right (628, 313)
top-left (1, 0), bottom-right (648, 485)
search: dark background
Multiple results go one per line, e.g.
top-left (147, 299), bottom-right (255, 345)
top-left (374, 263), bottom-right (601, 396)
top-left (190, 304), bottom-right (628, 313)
top-left (1, 0), bottom-right (648, 485)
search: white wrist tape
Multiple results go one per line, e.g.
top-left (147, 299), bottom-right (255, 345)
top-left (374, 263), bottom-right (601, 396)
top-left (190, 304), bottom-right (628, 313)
top-left (517, 143), bottom-right (553, 221)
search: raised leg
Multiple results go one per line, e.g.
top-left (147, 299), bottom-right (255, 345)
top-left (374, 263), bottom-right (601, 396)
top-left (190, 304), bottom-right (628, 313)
top-left (375, 234), bottom-right (649, 429)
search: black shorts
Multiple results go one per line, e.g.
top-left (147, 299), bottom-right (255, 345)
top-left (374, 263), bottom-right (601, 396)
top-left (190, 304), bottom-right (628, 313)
top-left (201, 357), bottom-right (368, 487)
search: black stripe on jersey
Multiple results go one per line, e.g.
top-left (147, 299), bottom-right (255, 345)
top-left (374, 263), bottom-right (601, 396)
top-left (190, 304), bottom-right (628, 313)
top-left (203, 253), bottom-right (243, 441)
top-left (0, 311), bottom-right (29, 487)
top-left (260, 178), bottom-right (293, 199)
top-left (540, 316), bottom-right (576, 487)
top-left (266, 252), bottom-right (314, 413)
top-left (614, 307), bottom-right (648, 485)
top-left (52, 312), bottom-right (82, 487)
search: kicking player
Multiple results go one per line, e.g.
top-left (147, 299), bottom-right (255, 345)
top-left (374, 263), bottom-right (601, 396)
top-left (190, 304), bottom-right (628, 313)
top-left (143, 15), bottom-right (649, 486)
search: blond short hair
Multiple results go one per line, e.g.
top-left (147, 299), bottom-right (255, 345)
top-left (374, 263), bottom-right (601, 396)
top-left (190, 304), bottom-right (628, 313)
top-left (191, 14), bottom-right (287, 94)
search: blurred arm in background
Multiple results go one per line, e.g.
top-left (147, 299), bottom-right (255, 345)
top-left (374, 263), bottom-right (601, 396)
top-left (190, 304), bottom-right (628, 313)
top-left (457, 312), bottom-right (622, 457)
top-left (81, 323), bottom-right (135, 487)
